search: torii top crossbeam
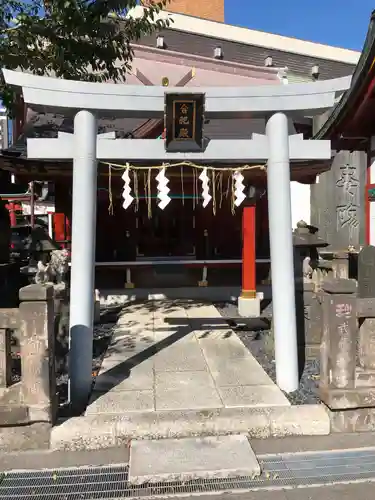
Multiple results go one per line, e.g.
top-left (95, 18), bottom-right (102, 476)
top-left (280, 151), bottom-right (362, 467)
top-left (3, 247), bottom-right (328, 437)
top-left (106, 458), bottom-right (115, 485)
top-left (3, 69), bottom-right (350, 118)
top-left (2, 69), bottom-right (351, 163)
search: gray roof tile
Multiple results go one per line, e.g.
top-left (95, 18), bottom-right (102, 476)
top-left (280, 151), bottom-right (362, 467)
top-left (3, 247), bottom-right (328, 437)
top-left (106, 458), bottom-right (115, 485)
top-left (138, 28), bottom-right (355, 80)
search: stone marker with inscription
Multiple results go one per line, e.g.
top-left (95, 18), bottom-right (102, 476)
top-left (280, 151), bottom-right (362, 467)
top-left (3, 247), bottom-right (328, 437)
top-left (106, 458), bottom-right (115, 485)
top-left (320, 279), bottom-right (357, 391)
top-left (358, 246), bottom-right (375, 371)
top-left (319, 278), bottom-right (359, 409)
top-left (311, 150), bottom-right (366, 252)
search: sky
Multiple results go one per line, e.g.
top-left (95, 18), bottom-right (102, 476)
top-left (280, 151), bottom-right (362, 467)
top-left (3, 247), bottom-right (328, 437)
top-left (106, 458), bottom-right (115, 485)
top-left (225, 0), bottom-right (374, 51)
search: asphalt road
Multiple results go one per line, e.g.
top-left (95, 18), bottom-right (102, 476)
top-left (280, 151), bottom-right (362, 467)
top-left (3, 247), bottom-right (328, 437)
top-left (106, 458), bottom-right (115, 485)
top-left (2, 433), bottom-right (375, 471)
top-left (187, 484), bottom-right (375, 500)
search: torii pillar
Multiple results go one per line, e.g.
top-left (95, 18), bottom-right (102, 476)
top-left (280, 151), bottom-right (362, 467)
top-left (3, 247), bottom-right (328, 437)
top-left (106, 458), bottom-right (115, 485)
top-left (69, 110), bottom-right (98, 411)
top-left (266, 112), bottom-right (299, 393)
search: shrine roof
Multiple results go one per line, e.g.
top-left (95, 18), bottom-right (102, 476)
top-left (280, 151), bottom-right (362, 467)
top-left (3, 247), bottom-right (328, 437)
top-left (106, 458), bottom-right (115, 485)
top-left (314, 10), bottom-right (375, 149)
top-left (136, 28), bottom-right (356, 81)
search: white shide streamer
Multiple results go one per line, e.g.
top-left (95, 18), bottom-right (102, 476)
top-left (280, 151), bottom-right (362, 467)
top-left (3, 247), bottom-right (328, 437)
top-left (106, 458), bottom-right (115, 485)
top-left (121, 166), bottom-right (134, 209)
top-left (156, 166), bottom-right (171, 210)
top-left (233, 170), bottom-right (246, 207)
top-left (199, 168), bottom-right (212, 208)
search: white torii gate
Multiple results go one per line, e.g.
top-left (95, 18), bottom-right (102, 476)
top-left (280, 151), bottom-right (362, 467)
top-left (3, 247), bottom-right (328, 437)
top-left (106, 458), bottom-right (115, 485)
top-left (2, 69), bottom-right (351, 409)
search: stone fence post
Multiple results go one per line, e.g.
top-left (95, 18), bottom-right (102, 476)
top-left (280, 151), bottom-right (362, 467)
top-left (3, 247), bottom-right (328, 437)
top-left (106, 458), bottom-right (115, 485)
top-left (19, 284), bottom-right (57, 424)
top-left (319, 278), bottom-right (357, 408)
top-left (357, 245), bottom-right (375, 371)
top-left (292, 221), bottom-right (328, 357)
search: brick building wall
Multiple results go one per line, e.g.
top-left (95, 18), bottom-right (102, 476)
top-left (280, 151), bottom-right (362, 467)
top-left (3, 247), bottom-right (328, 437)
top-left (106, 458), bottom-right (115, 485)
top-left (143, 0), bottom-right (224, 22)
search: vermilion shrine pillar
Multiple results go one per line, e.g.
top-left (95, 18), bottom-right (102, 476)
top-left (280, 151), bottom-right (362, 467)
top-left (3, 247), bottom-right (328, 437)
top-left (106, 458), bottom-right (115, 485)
top-left (238, 193), bottom-right (262, 318)
top-left (7, 202), bottom-right (16, 226)
top-left (242, 205), bottom-right (256, 297)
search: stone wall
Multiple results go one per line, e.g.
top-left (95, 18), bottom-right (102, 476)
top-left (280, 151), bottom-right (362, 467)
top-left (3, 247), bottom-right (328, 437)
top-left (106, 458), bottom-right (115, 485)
top-left (143, 0), bottom-right (225, 22)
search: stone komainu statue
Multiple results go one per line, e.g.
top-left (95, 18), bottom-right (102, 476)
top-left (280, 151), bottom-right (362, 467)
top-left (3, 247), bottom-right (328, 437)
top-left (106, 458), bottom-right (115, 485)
top-left (35, 248), bottom-right (70, 285)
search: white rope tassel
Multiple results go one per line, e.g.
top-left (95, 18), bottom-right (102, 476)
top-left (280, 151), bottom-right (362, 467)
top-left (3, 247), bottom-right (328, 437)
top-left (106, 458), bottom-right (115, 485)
top-left (121, 165), bottom-right (134, 209)
top-left (199, 168), bottom-right (212, 208)
top-left (156, 166), bottom-right (171, 210)
top-left (233, 170), bottom-right (246, 207)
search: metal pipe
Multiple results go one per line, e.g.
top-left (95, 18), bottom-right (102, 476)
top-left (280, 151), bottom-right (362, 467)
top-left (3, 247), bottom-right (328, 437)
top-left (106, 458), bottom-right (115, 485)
top-left (266, 112), bottom-right (299, 393)
top-left (69, 110), bottom-right (98, 411)
top-left (202, 266), bottom-right (208, 281)
top-left (29, 182), bottom-right (35, 228)
top-left (47, 212), bottom-right (53, 239)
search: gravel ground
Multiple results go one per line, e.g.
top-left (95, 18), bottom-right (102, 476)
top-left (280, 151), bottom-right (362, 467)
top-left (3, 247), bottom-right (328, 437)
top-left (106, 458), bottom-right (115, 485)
top-left (56, 307), bottom-right (120, 413)
top-left (216, 302), bottom-right (321, 405)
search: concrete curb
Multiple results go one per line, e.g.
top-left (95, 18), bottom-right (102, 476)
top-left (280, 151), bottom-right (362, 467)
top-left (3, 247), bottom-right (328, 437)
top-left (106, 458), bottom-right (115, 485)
top-left (50, 404), bottom-right (330, 451)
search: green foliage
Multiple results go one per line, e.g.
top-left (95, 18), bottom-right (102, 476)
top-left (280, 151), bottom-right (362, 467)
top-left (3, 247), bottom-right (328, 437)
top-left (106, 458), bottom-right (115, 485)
top-left (0, 0), bottom-right (170, 115)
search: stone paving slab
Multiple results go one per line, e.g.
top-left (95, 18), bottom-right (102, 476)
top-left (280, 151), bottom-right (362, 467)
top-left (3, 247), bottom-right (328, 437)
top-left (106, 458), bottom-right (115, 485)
top-left (198, 336), bottom-right (256, 359)
top-left (86, 389), bottom-right (155, 414)
top-left (155, 371), bottom-right (223, 410)
top-left (104, 340), bottom-right (155, 361)
top-left (194, 328), bottom-right (237, 341)
top-left (185, 304), bottom-right (221, 319)
top-left (153, 329), bottom-right (197, 343)
top-left (94, 360), bottom-right (154, 392)
top-left (207, 356), bottom-right (274, 387)
top-left (128, 434), bottom-right (260, 484)
top-left (219, 385), bottom-right (290, 408)
top-left (85, 300), bottom-right (290, 417)
top-left (153, 302), bottom-right (188, 322)
top-left (153, 341), bottom-right (209, 372)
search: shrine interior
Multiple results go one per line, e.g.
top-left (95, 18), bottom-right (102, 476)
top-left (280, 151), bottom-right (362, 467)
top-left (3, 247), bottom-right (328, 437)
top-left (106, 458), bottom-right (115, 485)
top-left (55, 169), bottom-right (271, 289)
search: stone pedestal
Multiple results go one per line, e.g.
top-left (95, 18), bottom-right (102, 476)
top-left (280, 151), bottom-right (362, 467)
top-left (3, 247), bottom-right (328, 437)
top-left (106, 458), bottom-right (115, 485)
top-left (238, 292), bottom-right (263, 318)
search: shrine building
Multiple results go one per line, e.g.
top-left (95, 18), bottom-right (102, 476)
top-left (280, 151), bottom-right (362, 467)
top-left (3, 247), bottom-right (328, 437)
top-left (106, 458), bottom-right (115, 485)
top-left (0, 1), bottom-right (359, 290)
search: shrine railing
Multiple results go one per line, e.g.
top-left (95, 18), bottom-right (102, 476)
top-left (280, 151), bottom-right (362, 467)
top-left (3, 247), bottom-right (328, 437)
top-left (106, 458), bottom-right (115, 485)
top-left (80, 258), bottom-right (271, 288)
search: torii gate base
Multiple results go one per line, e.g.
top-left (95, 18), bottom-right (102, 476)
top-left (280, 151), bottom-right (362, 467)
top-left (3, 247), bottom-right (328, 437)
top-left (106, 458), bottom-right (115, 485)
top-left (2, 69), bottom-right (350, 408)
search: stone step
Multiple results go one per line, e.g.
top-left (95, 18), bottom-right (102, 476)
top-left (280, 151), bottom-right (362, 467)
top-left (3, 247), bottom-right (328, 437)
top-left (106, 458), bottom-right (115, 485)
top-left (128, 434), bottom-right (260, 484)
top-left (51, 404), bottom-right (330, 451)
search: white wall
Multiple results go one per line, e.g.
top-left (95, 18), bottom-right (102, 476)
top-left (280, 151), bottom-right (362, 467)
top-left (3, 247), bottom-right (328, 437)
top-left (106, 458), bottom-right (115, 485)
top-left (290, 181), bottom-right (311, 229)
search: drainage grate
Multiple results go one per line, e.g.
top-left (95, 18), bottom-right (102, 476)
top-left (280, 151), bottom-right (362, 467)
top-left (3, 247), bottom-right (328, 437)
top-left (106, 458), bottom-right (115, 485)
top-left (2, 448), bottom-right (375, 499)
